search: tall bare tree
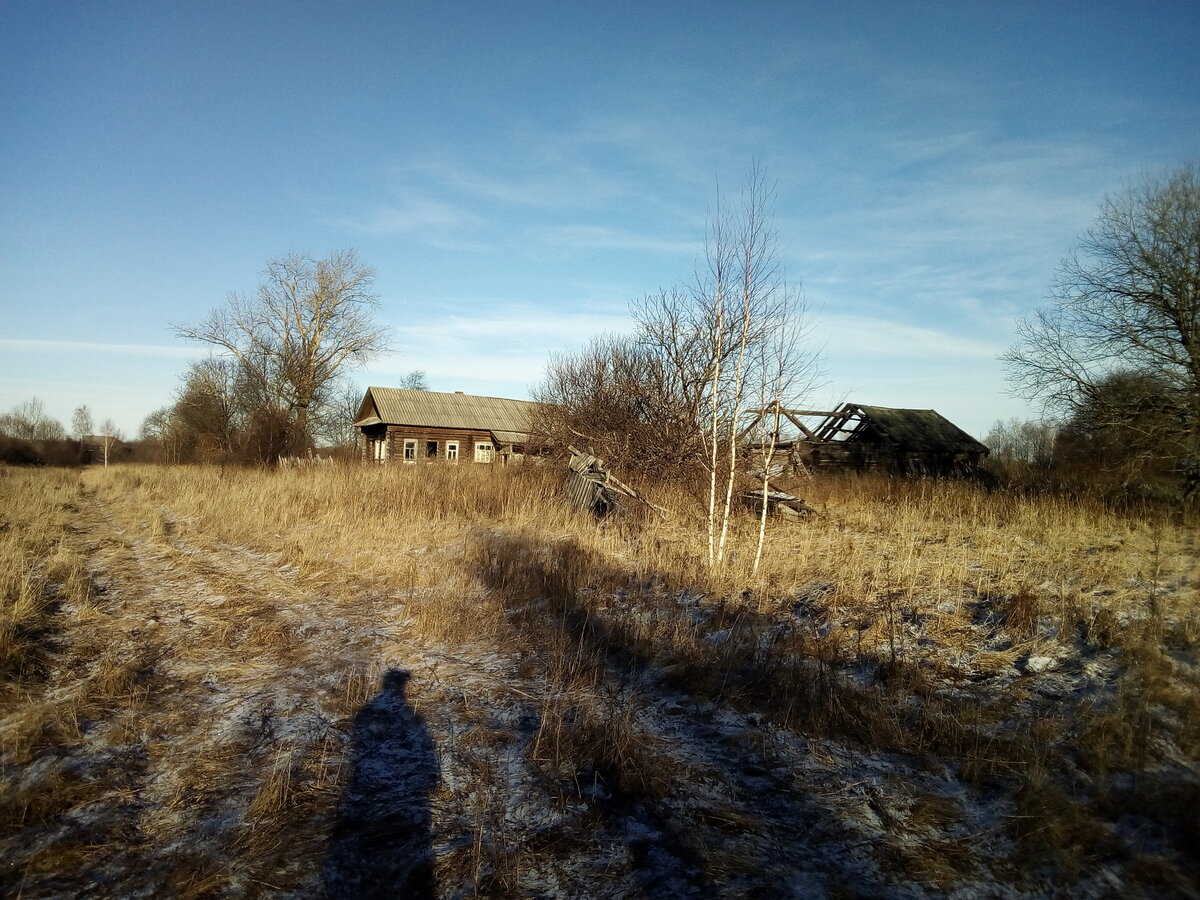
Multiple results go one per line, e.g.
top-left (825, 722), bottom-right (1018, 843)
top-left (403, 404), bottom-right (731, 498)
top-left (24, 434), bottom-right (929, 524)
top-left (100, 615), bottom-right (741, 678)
top-left (175, 250), bottom-right (393, 453)
top-left (71, 404), bottom-right (94, 463)
top-left (1003, 164), bottom-right (1200, 470)
top-left (984, 417), bottom-right (1058, 471)
top-left (97, 418), bottom-right (122, 467)
top-left (701, 167), bottom-right (813, 567)
top-left (533, 167), bottom-right (821, 548)
top-left (71, 405), bottom-right (93, 442)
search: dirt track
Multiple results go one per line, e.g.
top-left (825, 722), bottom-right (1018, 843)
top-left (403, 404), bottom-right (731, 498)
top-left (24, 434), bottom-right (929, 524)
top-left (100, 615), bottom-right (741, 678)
top-left (1, 485), bottom-right (932, 897)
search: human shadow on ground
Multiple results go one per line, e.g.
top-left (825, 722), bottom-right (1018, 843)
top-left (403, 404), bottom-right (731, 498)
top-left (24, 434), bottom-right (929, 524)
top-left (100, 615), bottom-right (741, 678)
top-left (323, 669), bottom-right (439, 899)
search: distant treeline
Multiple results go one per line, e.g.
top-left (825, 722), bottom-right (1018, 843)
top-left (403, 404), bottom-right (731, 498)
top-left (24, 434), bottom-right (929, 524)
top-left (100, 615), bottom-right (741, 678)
top-left (0, 435), bottom-right (146, 468)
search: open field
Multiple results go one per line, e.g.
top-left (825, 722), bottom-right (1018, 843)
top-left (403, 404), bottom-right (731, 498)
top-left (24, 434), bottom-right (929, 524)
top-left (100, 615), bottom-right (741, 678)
top-left (2, 462), bottom-right (1198, 898)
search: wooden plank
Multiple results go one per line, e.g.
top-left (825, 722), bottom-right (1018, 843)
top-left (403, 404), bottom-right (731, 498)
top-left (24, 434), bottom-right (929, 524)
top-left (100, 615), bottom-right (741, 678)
top-left (782, 411), bottom-right (820, 441)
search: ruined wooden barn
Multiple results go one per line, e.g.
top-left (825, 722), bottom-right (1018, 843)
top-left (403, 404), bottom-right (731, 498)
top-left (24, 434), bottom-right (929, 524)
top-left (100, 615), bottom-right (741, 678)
top-left (745, 402), bottom-right (989, 476)
top-left (353, 387), bottom-right (541, 464)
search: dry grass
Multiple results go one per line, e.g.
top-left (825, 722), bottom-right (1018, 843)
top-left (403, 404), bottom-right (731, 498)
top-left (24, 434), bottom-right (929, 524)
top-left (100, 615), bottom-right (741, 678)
top-left (1, 461), bottom-right (1197, 897)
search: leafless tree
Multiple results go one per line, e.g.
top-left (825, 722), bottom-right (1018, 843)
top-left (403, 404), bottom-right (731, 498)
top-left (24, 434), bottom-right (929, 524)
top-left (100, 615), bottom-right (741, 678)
top-left (139, 406), bottom-right (185, 464)
top-left (534, 334), bottom-right (676, 474)
top-left (984, 418), bottom-right (1059, 471)
top-left (0, 397), bottom-right (66, 440)
top-left (318, 377), bottom-right (368, 451)
top-left (97, 418), bottom-right (123, 468)
top-left (71, 404), bottom-right (94, 463)
top-left (1054, 370), bottom-right (1187, 488)
top-left (1003, 164), bottom-right (1200, 467)
top-left (171, 357), bottom-right (243, 460)
top-left (701, 167), bottom-right (817, 567)
top-left (533, 166), bottom-right (821, 555)
top-left (399, 369), bottom-right (429, 391)
top-left (175, 250), bottom-right (393, 453)
top-left (71, 405), bottom-right (94, 442)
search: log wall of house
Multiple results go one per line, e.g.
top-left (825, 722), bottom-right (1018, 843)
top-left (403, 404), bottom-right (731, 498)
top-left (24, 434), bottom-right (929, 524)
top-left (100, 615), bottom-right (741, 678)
top-left (384, 426), bottom-right (508, 462)
top-left (799, 441), bottom-right (984, 475)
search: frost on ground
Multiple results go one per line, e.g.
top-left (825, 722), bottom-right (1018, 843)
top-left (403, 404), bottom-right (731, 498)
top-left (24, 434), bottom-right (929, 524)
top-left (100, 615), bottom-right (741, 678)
top-left (2, 469), bottom-right (1198, 898)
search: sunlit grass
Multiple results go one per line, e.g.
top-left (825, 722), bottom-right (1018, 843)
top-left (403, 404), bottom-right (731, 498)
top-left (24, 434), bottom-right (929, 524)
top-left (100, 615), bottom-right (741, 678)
top-left (2, 460), bottom-right (1196, 894)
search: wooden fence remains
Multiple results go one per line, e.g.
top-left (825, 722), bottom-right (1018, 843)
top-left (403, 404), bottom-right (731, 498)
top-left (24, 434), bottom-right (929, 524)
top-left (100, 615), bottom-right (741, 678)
top-left (277, 454), bottom-right (335, 468)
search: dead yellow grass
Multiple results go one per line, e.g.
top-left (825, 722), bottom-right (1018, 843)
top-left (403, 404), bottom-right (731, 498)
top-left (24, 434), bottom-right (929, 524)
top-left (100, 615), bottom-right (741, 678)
top-left (2, 461), bottom-right (1196, 896)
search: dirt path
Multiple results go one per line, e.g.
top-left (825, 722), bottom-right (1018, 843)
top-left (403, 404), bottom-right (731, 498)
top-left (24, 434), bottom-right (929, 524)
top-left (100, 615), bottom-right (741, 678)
top-left (5, 485), bottom-right (425, 894)
top-left (6, 485), bottom-right (893, 897)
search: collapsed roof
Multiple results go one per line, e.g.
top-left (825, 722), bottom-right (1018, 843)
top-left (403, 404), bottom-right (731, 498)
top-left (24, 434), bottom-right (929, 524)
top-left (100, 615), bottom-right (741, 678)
top-left (811, 404), bottom-right (989, 455)
top-left (746, 402), bottom-right (989, 475)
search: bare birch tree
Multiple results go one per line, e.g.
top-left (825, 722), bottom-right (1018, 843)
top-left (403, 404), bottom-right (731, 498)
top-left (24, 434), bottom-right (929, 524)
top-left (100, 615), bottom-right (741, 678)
top-left (701, 167), bottom-right (814, 568)
top-left (704, 189), bottom-right (731, 567)
top-left (97, 418), bottom-right (122, 467)
top-left (532, 166), bottom-right (820, 542)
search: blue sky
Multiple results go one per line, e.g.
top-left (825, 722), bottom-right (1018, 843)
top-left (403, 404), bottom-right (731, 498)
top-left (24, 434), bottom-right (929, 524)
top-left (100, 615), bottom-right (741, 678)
top-left (2, 1), bottom-right (1197, 440)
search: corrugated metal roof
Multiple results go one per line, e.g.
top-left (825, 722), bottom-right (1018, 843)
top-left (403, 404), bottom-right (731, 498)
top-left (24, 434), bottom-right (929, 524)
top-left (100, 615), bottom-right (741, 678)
top-left (851, 405), bottom-right (989, 454)
top-left (360, 387), bottom-right (539, 441)
top-left (491, 429), bottom-right (529, 444)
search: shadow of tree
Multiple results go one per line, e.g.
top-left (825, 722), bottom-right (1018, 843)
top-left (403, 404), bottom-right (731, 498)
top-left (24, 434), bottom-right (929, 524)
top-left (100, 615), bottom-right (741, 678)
top-left (469, 529), bottom-right (832, 895)
top-left (323, 669), bottom-right (439, 899)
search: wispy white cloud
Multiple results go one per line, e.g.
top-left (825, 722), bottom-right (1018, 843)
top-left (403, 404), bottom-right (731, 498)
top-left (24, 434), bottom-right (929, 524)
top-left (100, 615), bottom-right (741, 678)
top-left (0, 338), bottom-right (193, 358)
top-left (392, 101), bottom-right (769, 230)
top-left (362, 305), bottom-right (634, 398)
top-left (817, 314), bottom-right (1002, 361)
top-left (535, 224), bottom-right (701, 256)
top-left (330, 194), bottom-right (484, 236)
top-left (394, 306), bottom-right (631, 347)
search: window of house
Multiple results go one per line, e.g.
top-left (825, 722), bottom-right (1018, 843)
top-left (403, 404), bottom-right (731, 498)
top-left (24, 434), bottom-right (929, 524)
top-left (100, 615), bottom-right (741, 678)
top-left (446, 441), bottom-right (459, 461)
top-left (372, 437), bottom-right (388, 462)
top-left (474, 441), bottom-right (494, 463)
top-left (426, 440), bottom-right (438, 459)
top-left (403, 439), bottom-right (417, 462)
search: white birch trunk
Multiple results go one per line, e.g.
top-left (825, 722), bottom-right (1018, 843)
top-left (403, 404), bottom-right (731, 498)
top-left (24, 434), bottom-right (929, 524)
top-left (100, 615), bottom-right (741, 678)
top-left (753, 403), bottom-right (780, 576)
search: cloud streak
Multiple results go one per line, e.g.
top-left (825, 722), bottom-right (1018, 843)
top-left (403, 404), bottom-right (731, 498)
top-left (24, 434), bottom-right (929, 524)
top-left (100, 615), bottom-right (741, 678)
top-left (0, 338), bottom-right (194, 358)
top-left (535, 224), bottom-right (700, 256)
top-left (329, 194), bottom-right (484, 236)
top-left (817, 314), bottom-right (1002, 361)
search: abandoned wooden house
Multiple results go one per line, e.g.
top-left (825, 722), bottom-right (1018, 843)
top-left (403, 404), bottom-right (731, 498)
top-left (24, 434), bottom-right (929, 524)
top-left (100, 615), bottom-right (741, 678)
top-left (353, 387), bottom-right (541, 464)
top-left (745, 402), bottom-right (990, 476)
